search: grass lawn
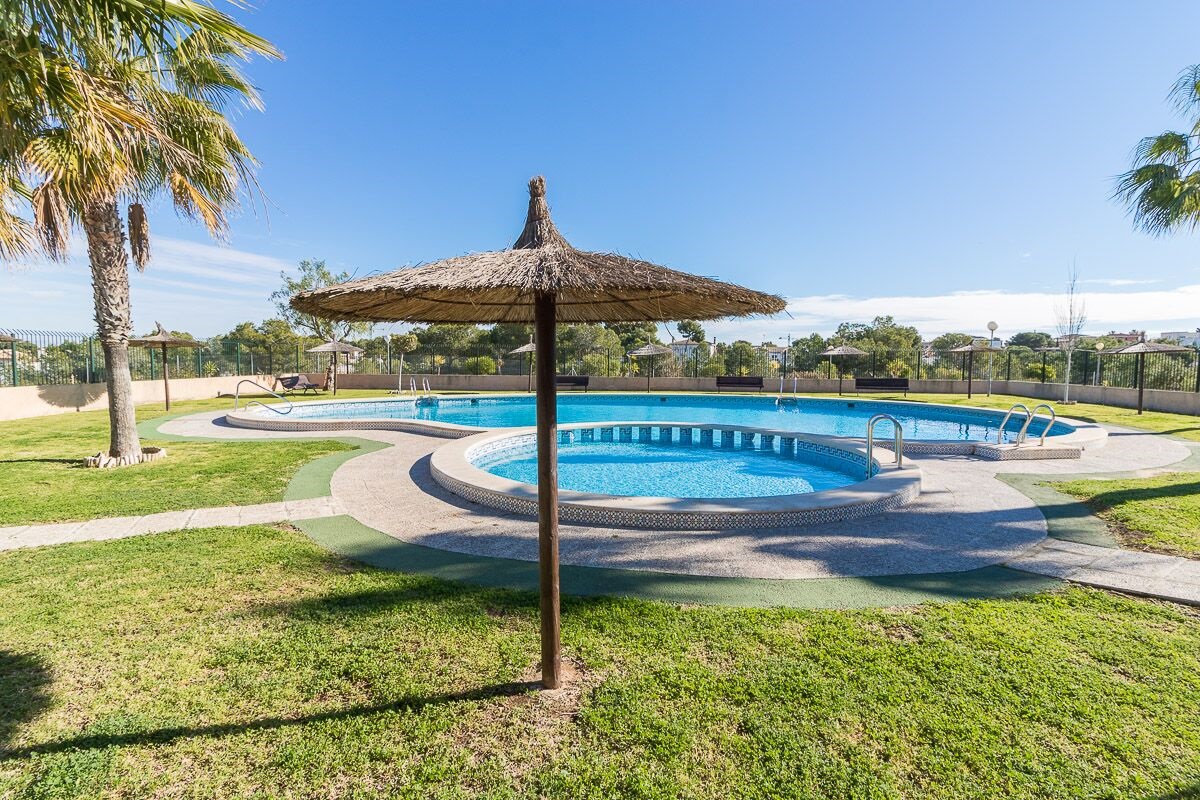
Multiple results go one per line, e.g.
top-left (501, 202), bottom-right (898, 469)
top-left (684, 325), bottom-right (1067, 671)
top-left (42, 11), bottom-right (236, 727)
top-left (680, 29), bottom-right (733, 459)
top-left (0, 400), bottom-right (351, 526)
top-left (1, 525), bottom-right (1199, 798)
top-left (1051, 473), bottom-right (1200, 559)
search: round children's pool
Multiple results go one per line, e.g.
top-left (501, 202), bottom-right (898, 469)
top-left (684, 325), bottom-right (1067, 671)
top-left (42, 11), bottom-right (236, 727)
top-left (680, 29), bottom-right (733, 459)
top-left (472, 431), bottom-right (864, 498)
top-left (429, 422), bottom-right (923, 530)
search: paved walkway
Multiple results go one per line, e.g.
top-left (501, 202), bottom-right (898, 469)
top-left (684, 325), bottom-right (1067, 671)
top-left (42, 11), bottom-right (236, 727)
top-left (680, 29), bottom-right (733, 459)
top-left (0, 496), bottom-right (344, 551)
top-left (4, 407), bottom-right (1198, 607)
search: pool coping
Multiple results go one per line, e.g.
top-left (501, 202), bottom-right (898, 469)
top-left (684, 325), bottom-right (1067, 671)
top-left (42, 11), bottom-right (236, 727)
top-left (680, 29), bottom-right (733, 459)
top-left (429, 422), bottom-right (922, 530)
top-left (223, 392), bottom-right (1108, 457)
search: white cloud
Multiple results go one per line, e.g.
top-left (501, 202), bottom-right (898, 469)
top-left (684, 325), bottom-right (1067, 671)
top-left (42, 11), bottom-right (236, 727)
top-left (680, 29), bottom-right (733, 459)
top-left (706, 284), bottom-right (1200, 341)
top-left (1082, 278), bottom-right (1160, 287)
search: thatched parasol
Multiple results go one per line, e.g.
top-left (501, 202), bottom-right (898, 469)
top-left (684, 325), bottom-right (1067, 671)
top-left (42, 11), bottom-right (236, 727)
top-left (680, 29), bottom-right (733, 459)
top-left (291, 176), bottom-right (784, 689)
top-left (1116, 341), bottom-right (1192, 414)
top-left (306, 339), bottom-right (364, 396)
top-left (0, 333), bottom-right (26, 387)
top-left (949, 341), bottom-right (1000, 400)
top-left (819, 345), bottom-right (867, 395)
top-left (129, 323), bottom-right (202, 411)
top-left (627, 342), bottom-right (673, 392)
top-left (509, 338), bottom-right (537, 392)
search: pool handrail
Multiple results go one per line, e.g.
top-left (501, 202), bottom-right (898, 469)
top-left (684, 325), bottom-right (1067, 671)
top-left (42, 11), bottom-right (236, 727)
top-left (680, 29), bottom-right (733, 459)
top-left (233, 379), bottom-right (293, 415)
top-left (865, 413), bottom-right (903, 477)
top-left (1019, 403), bottom-right (1056, 446)
top-left (997, 403), bottom-right (1032, 444)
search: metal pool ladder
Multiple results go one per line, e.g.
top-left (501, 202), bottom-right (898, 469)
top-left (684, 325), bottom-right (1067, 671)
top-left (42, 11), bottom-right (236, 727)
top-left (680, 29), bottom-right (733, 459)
top-left (865, 413), bottom-right (903, 478)
top-left (1017, 403), bottom-right (1056, 446)
top-left (233, 379), bottom-right (293, 415)
top-left (996, 403), bottom-right (1031, 444)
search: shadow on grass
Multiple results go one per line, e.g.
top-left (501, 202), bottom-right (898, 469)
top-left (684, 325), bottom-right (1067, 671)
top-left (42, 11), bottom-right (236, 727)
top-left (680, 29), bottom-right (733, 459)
top-left (0, 680), bottom-right (538, 760)
top-left (0, 650), bottom-right (52, 749)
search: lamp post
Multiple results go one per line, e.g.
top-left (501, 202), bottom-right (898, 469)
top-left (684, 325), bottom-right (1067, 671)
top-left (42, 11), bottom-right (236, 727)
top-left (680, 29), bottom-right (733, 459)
top-left (986, 321), bottom-right (998, 397)
top-left (1093, 341), bottom-right (1104, 386)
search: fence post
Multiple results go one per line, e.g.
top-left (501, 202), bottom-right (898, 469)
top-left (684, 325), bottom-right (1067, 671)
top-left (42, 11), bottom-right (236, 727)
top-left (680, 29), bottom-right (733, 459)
top-left (915, 350), bottom-right (921, 381)
top-left (1041, 352), bottom-right (1047, 384)
top-left (236, 341), bottom-right (242, 375)
top-left (9, 338), bottom-right (16, 387)
top-left (1005, 351), bottom-right (1012, 381)
top-left (86, 338), bottom-right (94, 383)
top-left (1194, 350), bottom-right (1200, 394)
top-left (149, 347), bottom-right (155, 381)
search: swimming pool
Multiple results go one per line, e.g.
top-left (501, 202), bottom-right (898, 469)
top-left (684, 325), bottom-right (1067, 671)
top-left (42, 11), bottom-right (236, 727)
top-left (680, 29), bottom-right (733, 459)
top-left (472, 432), bottom-right (865, 498)
top-left (278, 393), bottom-right (1066, 443)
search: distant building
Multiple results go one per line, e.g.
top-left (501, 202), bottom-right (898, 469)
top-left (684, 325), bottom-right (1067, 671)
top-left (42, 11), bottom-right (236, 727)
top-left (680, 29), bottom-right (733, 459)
top-left (669, 339), bottom-right (711, 359)
top-left (1162, 329), bottom-right (1200, 348)
top-left (1056, 330), bottom-right (1143, 348)
top-left (762, 345), bottom-right (788, 365)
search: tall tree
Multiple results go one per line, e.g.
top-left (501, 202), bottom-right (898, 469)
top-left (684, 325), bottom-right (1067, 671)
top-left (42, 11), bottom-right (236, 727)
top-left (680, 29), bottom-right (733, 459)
top-left (1, 0), bottom-right (279, 463)
top-left (272, 259), bottom-right (372, 342)
top-left (676, 320), bottom-right (705, 342)
top-left (1116, 65), bottom-right (1200, 234)
top-left (1007, 331), bottom-right (1053, 350)
top-left (1054, 266), bottom-right (1087, 403)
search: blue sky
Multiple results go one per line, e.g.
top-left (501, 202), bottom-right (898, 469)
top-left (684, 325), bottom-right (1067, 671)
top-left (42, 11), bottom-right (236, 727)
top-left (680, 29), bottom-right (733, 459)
top-left (4, 0), bottom-right (1200, 342)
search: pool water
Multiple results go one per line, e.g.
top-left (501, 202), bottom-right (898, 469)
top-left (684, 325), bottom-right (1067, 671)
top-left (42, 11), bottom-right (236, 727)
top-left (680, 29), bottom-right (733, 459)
top-left (284, 394), bottom-right (1062, 442)
top-left (472, 437), bottom-right (863, 498)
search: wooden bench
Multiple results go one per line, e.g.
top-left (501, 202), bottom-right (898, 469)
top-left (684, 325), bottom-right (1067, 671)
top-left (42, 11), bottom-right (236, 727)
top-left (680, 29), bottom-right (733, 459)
top-left (555, 375), bottom-right (589, 392)
top-left (278, 374), bottom-right (324, 395)
top-left (716, 375), bottom-right (764, 392)
top-left (854, 377), bottom-right (909, 396)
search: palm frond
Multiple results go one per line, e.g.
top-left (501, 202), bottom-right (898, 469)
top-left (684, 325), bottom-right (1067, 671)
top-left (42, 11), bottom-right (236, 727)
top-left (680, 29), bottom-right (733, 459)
top-left (31, 181), bottom-right (70, 259)
top-left (127, 201), bottom-right (149, 269)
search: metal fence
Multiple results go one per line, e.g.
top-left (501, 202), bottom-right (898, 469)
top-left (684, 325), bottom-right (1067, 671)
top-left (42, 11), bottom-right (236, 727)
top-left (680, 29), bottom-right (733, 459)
top-left (4, 327), bottom-right (1200, 395)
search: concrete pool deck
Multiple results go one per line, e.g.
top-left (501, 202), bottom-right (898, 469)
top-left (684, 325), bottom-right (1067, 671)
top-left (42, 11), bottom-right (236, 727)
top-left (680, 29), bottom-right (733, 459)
top-left (4, 408), bottom-right (1198, 608)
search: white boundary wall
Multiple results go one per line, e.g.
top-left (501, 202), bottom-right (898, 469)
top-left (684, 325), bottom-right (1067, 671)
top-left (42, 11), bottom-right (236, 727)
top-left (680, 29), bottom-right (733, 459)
top-left (0, 374), bottom-right (273, 421)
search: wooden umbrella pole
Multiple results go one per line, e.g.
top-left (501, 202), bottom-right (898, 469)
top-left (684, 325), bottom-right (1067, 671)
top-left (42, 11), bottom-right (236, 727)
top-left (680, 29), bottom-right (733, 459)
top-left (534, 291), bottom-right (561, 689)
top-left (161, 344), bottom-right (171, 411)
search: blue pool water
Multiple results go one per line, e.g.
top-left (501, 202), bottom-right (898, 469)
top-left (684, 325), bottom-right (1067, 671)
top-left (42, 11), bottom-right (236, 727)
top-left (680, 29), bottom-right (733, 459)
top-left (282, 394), bottom-right (1064, 442)
top-left (473, 437), bottom-right (862, 498)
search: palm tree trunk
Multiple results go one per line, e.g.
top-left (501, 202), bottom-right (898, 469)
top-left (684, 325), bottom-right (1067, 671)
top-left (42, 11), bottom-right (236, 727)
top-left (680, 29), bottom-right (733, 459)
top-left (84, 199), bottom-right (141, 461)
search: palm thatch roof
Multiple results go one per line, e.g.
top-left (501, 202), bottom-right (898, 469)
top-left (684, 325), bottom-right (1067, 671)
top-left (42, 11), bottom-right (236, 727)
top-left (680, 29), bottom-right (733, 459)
top-left (508, 341), bottom-right (537, 355)
top-left (1117, 341), bottom-right (1192, 354)
top-left (0, 333), bottom-right (24, 343)
top-left (129, 322), bottom-right (202, 348)
top-left (290, 177), bottom-right (786, 324)
top-left (819, 345), bottom-right (868, 357)
top-left (306, 340), bottom-right (364, 355)
top-left (627, 343), bottom-right (674, 358)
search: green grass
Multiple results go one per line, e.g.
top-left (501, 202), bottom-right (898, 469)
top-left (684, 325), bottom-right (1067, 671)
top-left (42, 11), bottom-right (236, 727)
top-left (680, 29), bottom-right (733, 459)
top-left (1, 525), bottom-right (1199, 798)
top-left (1051, 473), bottom-right (1200, 559)
top-left (0, 400), bottom-right (351, 526)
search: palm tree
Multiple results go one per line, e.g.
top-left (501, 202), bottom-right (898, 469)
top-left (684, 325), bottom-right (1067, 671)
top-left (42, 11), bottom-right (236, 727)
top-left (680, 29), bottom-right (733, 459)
top-left (1115, 65), bottom-right (1200, 235)
top-left (1, 1), bottom-right (279, 463)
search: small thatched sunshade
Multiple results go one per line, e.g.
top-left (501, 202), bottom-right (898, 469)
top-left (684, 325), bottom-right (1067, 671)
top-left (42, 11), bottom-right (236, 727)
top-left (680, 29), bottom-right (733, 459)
top-left (128, 323), bottom-right (202, 411)
top-left (818, 345), bottom-right (866, 394)
top-left (627, 343), bottom-right (674, 358)
top-left (819, 345), bottom-right (867, 357)
top-left (306, 340), bottom-right (364, 355)
top-left (1116, 340), bottom-right (1194, 414)
top-left (0, 333), bottom-right (25, 343)
top-left (306, 340), bottom-right (363, 397)
top-left (508, 341), bottom-right (537, 355)
top-left (291, 176), bottom-right (784, 690)
top-left (1115, 341), bottom-right (1192, 354)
